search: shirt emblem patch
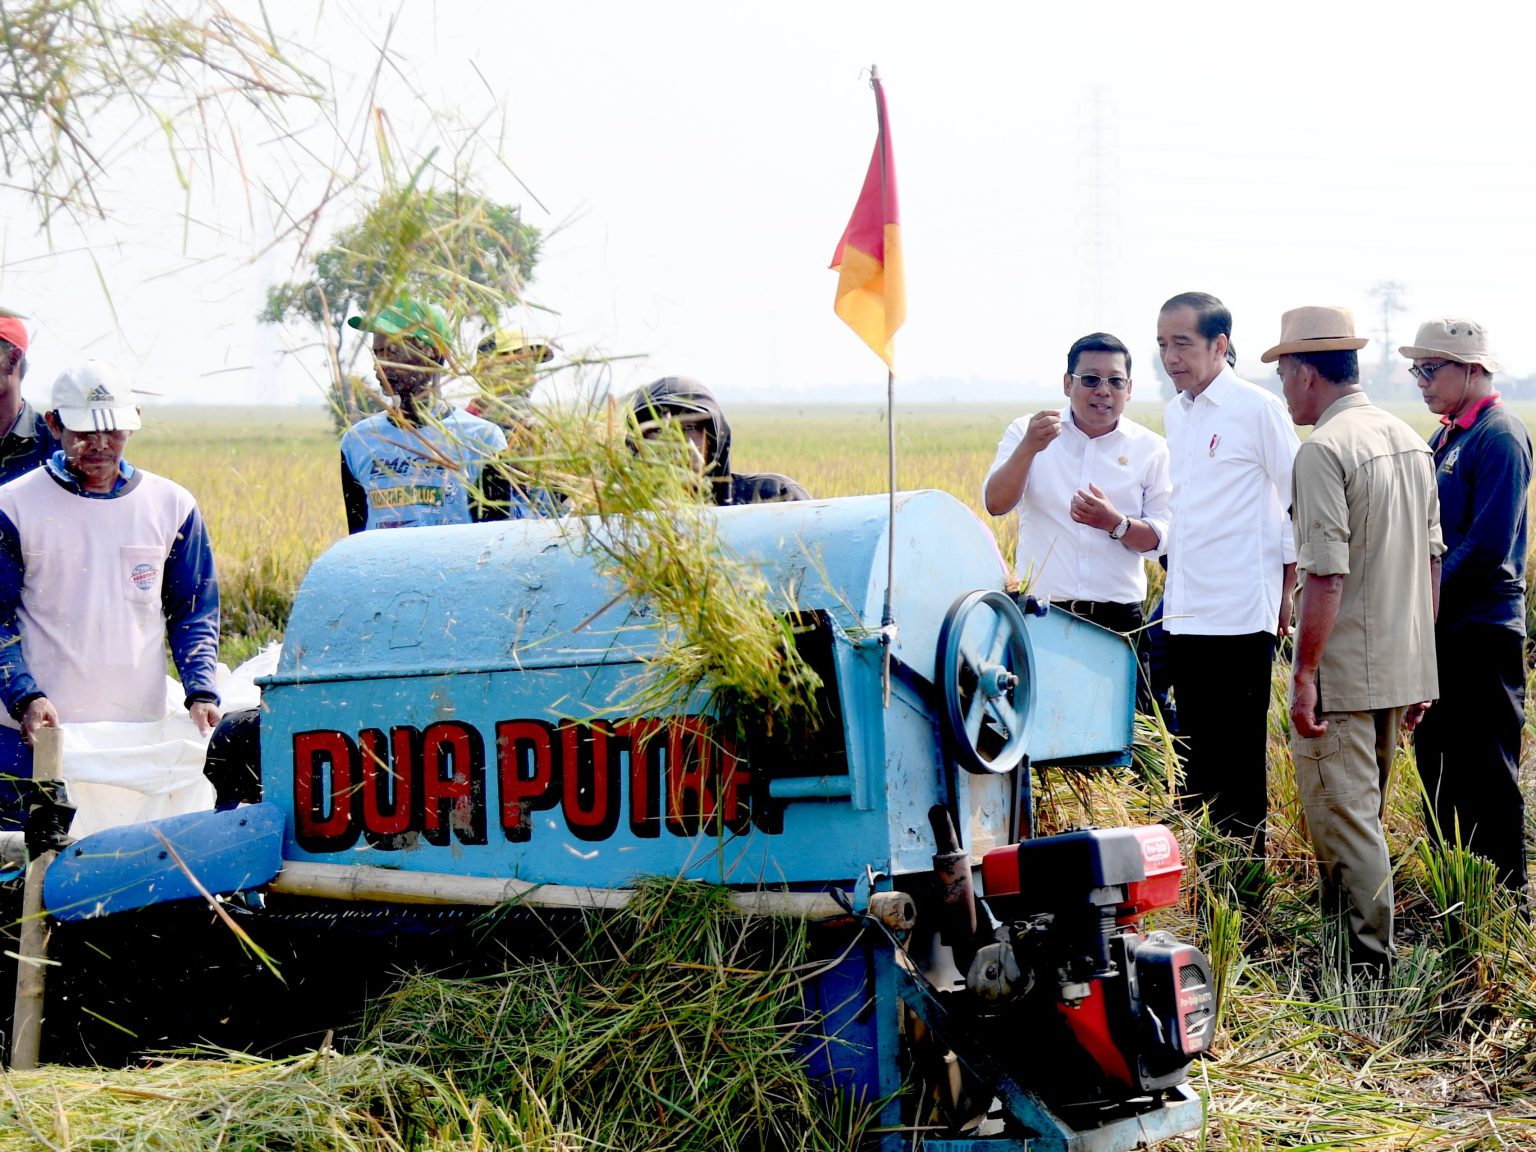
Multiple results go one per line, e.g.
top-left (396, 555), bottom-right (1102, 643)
top-left (369, 485), bottom-right (446, 510)
top-left (130, 562), bottom-right (158, 591)
top-left (1440, 445), bottom-right (1461, 474)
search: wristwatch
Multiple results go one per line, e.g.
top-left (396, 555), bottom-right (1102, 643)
top-left (1108, 516), bottom-right (1131, 541)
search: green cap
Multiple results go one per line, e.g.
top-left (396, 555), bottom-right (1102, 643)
top-left (348, 295), bottom-right (453, 355)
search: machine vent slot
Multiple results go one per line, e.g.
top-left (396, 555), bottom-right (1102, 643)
top-left (745, 609), bottom-right (847, 782)
top-left (1179, 962), bottom-right (1206, 990)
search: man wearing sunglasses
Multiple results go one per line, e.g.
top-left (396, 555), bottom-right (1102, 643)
top-left (1402, 319), bottom-right (1531, 902)
top-left (983, 332), bottom-right (1171, 704)
top-left (0, 311), bottom-right (60, 486)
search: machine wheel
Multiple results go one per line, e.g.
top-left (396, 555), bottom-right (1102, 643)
top-left (936, 590), bottom-right (1035, 775)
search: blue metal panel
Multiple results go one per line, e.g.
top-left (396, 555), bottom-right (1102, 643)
top-left (1022, 609), bottom-right (1136, 765)
top-left (44, 804), bottom-right (285, 921)
top-left (260, 492), bottom-right (1132, 889)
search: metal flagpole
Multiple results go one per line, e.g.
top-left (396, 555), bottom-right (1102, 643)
top-left (870, 65), bottom-right (899, 709)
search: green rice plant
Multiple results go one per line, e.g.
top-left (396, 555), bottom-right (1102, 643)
top-left (520, 395), bottom-right (825, 741)
top-left (1201, 892), bottom-right (1243, 1041)
top-left (365, 877), bottom-right (870, 1151)
top-left (1413, 833), bottom-right (1531, 1026)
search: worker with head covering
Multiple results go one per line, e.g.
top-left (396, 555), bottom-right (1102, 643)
top-left (628, 377), bottom-right (810, 505)
top-left (341, 295), bottom-right (542, 531)
top-left (0, 310), bottom-right (60, 485)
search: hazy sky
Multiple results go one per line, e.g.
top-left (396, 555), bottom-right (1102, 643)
top-left (2, 0), bottom-right (1532, 407)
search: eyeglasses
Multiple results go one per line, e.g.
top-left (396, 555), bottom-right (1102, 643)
top-left (1070, 373), bottom-right (1129, 392)
top-left (1408, 360), bottom-right (1459, 382)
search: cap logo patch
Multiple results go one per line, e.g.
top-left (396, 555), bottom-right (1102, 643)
top-left (87, 384), bottom-right (115, 402)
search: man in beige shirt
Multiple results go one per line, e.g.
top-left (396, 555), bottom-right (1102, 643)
top-left (1264, 306), bottom-right (1443, 972)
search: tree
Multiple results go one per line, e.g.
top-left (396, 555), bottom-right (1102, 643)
top-left (261, 186), bottom-right (541, 392)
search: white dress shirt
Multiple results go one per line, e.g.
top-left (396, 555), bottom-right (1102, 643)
top-left (1162, 367), bottom-right (1299, 636)
top-left (984, 410), bottom-right (1172, 603)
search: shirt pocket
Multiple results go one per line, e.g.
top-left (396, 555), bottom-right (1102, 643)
top-left (120, 545), bottom-right (166, 609)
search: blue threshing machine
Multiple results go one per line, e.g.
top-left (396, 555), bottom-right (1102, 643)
top-left (25, 491), bottom-right (1214, 1150)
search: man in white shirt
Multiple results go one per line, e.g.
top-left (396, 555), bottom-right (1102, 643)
top-left (1158, 292), bottom-right (1299, 884)
top-left (984, 332), bottom-right (1172, 703)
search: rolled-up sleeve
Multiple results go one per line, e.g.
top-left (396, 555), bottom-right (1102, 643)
top-left (1292, 441), bottom-right (1350, 576)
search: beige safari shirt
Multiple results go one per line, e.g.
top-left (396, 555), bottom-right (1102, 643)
top-left (1292, 392), bottom-right (1443, 712)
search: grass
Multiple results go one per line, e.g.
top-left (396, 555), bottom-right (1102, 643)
top-left (40, 396), bottom-right (1536, 1150)
top-left (1, 881), bottom-right (871, 1151)
top-left (0, 1047), bottom-right (447, 1152)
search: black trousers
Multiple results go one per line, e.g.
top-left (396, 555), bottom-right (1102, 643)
top-left (1168, 631), bottom-right (1276, 857)
top-left (1414, 622), bottom-right (1528, 894)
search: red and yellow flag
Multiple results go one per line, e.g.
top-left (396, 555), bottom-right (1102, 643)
top-left (830, 70), bottom-right (905, 371)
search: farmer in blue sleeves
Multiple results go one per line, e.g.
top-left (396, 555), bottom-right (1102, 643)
top-left (0, 362), bottom-right (221, 830)
top-left (341, 296), bottom-right (522, 531)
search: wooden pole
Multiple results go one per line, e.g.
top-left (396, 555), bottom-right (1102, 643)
top-left (9, 726), bottom-right (63, 1071)
top-left (269, 860), bottom-right (882, 923)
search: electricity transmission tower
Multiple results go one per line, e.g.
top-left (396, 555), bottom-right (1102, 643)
top-left (1369, 281), bottom-right (1407, 391)
top-left (1077, 88), bottom-right (1119, 330)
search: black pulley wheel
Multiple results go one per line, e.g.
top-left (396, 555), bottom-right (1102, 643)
top-left (936, 590), bottom-right (1035, 774)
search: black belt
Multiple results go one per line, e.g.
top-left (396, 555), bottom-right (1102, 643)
top-left (1050, 599), bottom-right (1143, 634)
top-left (1055, 599), bottom-right (1117, 617)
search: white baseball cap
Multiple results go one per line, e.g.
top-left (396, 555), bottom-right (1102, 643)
top-left (51, 361), bottom-right (143, 432)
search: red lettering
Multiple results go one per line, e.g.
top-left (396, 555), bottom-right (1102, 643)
top-left (618, 719), bottom-right (664, 839)
top-left (665, 718), bottom-right (716, 837)
top-left (291, 713), bottom-right (777, 854)
top-left (420, 721), bottom-right (487, 846)
top-left (293, 729), bottom-right (360, 852)
top-left (497, 719), bottom-right (558, 842)
top-left (360, 727), bottom-right (415, 840)
top-left (559, 721), bottom-right (622, 842)
top-left (716, 737), bottom-right (752, 834)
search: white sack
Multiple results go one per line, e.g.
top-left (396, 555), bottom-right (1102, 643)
top-left (59, 644), bottom-right (280, 838)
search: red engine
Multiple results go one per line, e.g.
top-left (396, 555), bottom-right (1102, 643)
top-left (973, 825), bottom-right (1215, 1096)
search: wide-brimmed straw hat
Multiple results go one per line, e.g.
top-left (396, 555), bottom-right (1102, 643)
top-left (1398, 318), bottom-right (1502, 372)
top-left (1260, 306), bottom-right (1369, 363)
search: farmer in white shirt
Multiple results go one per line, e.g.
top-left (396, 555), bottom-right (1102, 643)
top-left (1157, 292), bottom-right (1299, 891)
top-left (984, 332), bottom-right (1171, 706)
top-left (0, 362), bottom-right (221, 831)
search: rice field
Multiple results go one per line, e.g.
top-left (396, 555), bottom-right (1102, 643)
top-left (10, 397), bottom-right (1536, 1150)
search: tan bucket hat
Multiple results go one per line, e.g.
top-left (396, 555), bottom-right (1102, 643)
top-left (1260, 305), bottom-right (1369, 363)
top-left (1398, 318), bottom-right (1502, 372)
